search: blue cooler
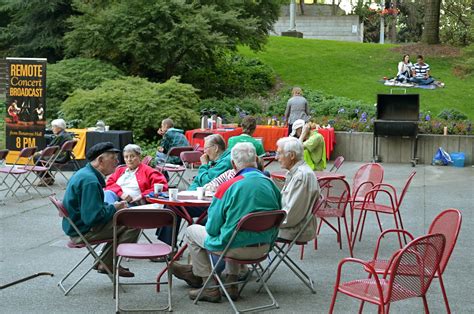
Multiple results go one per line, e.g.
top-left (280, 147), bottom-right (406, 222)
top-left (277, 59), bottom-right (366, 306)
top-left (449, 152), bottom-right (465, 167)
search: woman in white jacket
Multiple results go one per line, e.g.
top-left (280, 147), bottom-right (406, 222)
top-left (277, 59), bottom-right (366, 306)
top-left (396, 54), bottom-right (413, 82)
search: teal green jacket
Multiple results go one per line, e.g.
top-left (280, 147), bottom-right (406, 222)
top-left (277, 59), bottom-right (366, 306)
top-left (62, 163), bottom-right (116, 237)
top-left (204, 168), bottom-right (282, 251)
top-left (189, 149), bottom-right (232, 191)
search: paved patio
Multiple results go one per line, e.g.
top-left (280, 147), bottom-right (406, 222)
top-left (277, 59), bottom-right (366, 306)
top-left (1, 161), bottom-right (473, 313)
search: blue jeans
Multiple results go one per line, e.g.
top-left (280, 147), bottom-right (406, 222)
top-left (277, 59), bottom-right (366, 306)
top-left (409, 77), bottom-right (434, 85)
top-left (155, 206), bottom-right (207, 247)
top-left (104, 190), bottom-right (120, 204)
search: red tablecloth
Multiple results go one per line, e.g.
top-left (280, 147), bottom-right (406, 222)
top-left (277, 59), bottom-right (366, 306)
top-left (185, 128), bottom-right (243, 147)
top-left (253, 126), bottom-right (288, 152)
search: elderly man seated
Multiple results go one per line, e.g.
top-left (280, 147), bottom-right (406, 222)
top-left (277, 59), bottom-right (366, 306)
top-left (291, 119), bottom-right (326, 171)
top-left (170, 142), bottom-right (282, 303)
top-left (276, 137), bottom-right (319, 242)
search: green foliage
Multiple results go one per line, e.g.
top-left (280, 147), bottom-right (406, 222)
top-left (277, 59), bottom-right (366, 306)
top-left (437, 109), bottom-right (468, 121)
top-left (62, 76), bottom-right (200, 141)
top-left (0, 0), bottom-right (74, 61)
top-left (440, 0), bottom-right (473, 46)
top-left (46, 58), bottom-right (124, 119)
top-left (454, 44), bottom-right (474, 77)
top-left (196, 97), bottom-right (264, 122)
top-left (397, 1), bottom-right (424, 43)
top-left (184, 55), bottom-right (275, 98)
top-left (64, 0), bottom-right (282, 80)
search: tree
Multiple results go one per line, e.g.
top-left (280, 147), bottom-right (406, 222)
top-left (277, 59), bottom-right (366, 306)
top-left (422, 0), bottom-right (441, 44)
top-left (440, 0), bottom-right (473, 46)
top-left (0, 0), bottom-right (74, 61)
top-left (64, 0), bottom-right (283, 80)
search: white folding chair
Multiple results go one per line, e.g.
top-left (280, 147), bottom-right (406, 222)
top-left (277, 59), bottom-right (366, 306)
top-left (0, 146), bottom-right (37, 201)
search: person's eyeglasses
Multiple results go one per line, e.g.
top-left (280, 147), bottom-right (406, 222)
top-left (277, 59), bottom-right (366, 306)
top-left (204, 144), bottom-right (215, 151)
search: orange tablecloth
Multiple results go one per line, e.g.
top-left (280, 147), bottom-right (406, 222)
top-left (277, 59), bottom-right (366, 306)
top-left (253, 126), bottom-right (288, 152)
top-left (185, 128), bottom-right (243, 148)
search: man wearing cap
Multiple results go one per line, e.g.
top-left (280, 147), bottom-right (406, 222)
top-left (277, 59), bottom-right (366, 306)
top-left (291, 119), bottom-right (326, 171)
top-left (62, 142), bottom-right (140, 277)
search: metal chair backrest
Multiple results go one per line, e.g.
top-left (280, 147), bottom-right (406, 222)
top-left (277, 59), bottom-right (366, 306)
top-left (427, 209), bottom-right (462, 274)
top-left (237, 210), bottom-right (286, 232)
top-left (167, 146), bottom-right (194, 159)
top-left (141, 155), bottom-right (153, 166)
top-left (396, 171), bottom-right (416, 208)
top-left (39, 145), bottom-right (60, 159)
top-left (180, 151), bottom-right (202, 164)
top-left (387, 233), bottom-right (445, 303)
top-left (192, 131), bottom-right (213, 141)
top-left (311, 194), bottom-right (326, 215)
top-left (49, 195), bottom-right (69, 218)
top-left (318, 177), bottom-right (351, 212)
top-left (329, 156), bottom-right (345, 172)
top-left (0, 149), bottom-right (9, 161)
top-left (352, 163), bottom-right (384, 199)
top-left (19, 146), bottom-right (37, 159)
top-left (60, 140), bottom-right (78, 153)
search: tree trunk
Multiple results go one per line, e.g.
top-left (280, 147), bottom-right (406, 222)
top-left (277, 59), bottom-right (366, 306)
top-left (388, 0), bottom-right (398, 43)
top-left (422, 0), bottom-right (441, 44)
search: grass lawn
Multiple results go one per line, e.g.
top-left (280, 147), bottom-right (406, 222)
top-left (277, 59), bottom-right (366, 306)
top-left (239, 37), bottom-right (474, 120)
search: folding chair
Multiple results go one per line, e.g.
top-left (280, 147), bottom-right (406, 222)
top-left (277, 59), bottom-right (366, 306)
top-left (329, 155), bottom-right (344, 172)
top-left (113, 208), bottom-right (177, 312)
top-left (0, 146), bottom-right (37, 201)
top-left (329, 233), bottom-right (446, 314)
top-left (261, 195), bottom-right (325, 294)
top-left (141, 155), bottom-right (153, 166)
top-left (49, 140), bottom-right (80, 188)
top-left (19, 145), bottom-right (60, 195)
top-left (194, 210), bottom-right (287, 313)
top-left (363, 209), bottom-right (462, 313)
top-left (191, 131), bottom-right (213, 147)
top-left (49, 195), bottom-right (113, 296)
top-left (179, 150), bottom-right (203, 187)
top-left (0, 149), bottom-right (9, 204)
top-left (352, 171), bottom-right (416, 249)
top-left (156, 146), bottom-right (194, 188)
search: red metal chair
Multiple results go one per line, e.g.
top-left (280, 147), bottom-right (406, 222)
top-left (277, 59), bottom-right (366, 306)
top-left (113, 208), bottom-right (177, 312)
top-left (349, 163), bottom-right (384, 233)
top-left (0, 146), bottom-right (37, 201)
top-left (312, 177), bottom-right (353, 257)
top-left (49, 195), bottom-right (113, 296)
top-left (329, 155), bottom-right (345, 172)
top-left (364, 209), bottom-right (462, 313)
top-left (194, 210), bottom-right (286, 313)
top-left (191, 131), bottom-right (213, 147)
top-left (329, 233), bottom-right (446, 314)
top-left (353, 171), bottom-right (416, 249)
top-left (156, 146), bottom-right (194, 188)
top-left (261, 195), bottom-right (324, 294)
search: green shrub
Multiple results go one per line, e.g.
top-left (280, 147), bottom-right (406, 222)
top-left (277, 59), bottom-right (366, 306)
top-left (62, 76), bottom-right (200, 141)
top-left (183, 55), bottom-right (275, 99)
top-left (196, 97), bottom-right (265, 123)
top-left (47, 58), bottom-right (124, 119)
top-left (437, 109), bottom-right (468, 121)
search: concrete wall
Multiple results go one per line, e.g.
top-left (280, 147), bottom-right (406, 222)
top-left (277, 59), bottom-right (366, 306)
top-left (273, 15), bottom-right (363, 42)
top-left (332, 132), bottom-right (474, 166)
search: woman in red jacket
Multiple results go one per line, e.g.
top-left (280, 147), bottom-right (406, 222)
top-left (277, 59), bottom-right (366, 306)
top-left (104, 144), bottom-right (168, 204)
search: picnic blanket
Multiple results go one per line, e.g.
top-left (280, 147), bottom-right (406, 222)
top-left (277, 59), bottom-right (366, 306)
top-left (380, 79), bottom-right (445, 90)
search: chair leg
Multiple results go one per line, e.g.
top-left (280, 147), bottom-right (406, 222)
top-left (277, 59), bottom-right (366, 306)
top-left (375, 212), bottom-right (383, 233)
top-left (300, 244), bottom-right (305, 260)
top-left (422, 295), bottom-right (430, 313)
top-left (358, 300), bottom-right (365, 314)
top-left (337, 218), bottom-right (342, 249)
top-left (438, 274), bottom-right (451, 314)
top-left (358, 210), bottom-right (368, 242)
top-left (329, 289), bottom-right (338, 314)
top-left (343, 216), bottom-right (353, 257)
top-left (392, 213), bottom-right (403, 248)
top-left (352, 210), bottom-right (364, 248)
top-left (396, 211), bottom-right (408, 244)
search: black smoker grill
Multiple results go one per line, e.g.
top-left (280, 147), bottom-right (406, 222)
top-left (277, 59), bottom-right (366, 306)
top-left (373, 94), bottom-right (420, 166)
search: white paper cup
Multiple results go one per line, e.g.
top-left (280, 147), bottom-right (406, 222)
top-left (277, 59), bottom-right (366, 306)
top-left (196, 187), bottom-right (204, 200)
top-left (169, 188), bottom-right (179, 201)
top-left (105, 126), bottom-right (110, 131)
top-left (154, 183), bottom-right (164, 195)
top-left (153, 204), bottom-right (164, 209)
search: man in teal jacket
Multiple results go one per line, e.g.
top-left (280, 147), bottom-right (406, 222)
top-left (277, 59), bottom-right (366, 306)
top-left (171, 142), bottom-right (281, 303)
top-left (62, 142), bottom-right (140, 277)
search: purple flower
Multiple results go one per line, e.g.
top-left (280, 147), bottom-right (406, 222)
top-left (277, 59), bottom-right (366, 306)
top-left (425, 115), bottom-right (431, 121)
top-left (361, 112), bottom-right (367, 119)
top-left (338, 108), bottom-right (345, 114)
top-left (370, 117), bottom-right (375, 123)
top-left (467, 123), bottom-right (472, 132)
top-left (360, 118), bottom-right (367, 123)
top-left (419, 113), bottom-right (423, 120)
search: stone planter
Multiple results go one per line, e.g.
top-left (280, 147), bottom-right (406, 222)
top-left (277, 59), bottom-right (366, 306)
top-left (332, 131), bottom-right (474, 166)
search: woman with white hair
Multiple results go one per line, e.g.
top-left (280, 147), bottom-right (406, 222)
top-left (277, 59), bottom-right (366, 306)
top-left (35, 118), bottom-right (73, 186)
top-left (104, 144), bottom-right (168, 204)
top-left (276, 137), bottom-right (320, 242)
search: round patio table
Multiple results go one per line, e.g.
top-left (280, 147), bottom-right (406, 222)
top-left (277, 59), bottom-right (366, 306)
top-left (270, 170), bottom-right (345, 181)
top-left (147, 195), bottom-right (212, 291)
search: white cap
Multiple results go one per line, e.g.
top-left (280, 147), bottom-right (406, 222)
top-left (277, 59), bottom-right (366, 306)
top-left (290, 119), bottom-right (305, 136)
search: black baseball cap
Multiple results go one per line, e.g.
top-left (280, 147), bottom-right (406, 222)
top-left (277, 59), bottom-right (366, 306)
top-left (86, 142), bottom-right (121, 161)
